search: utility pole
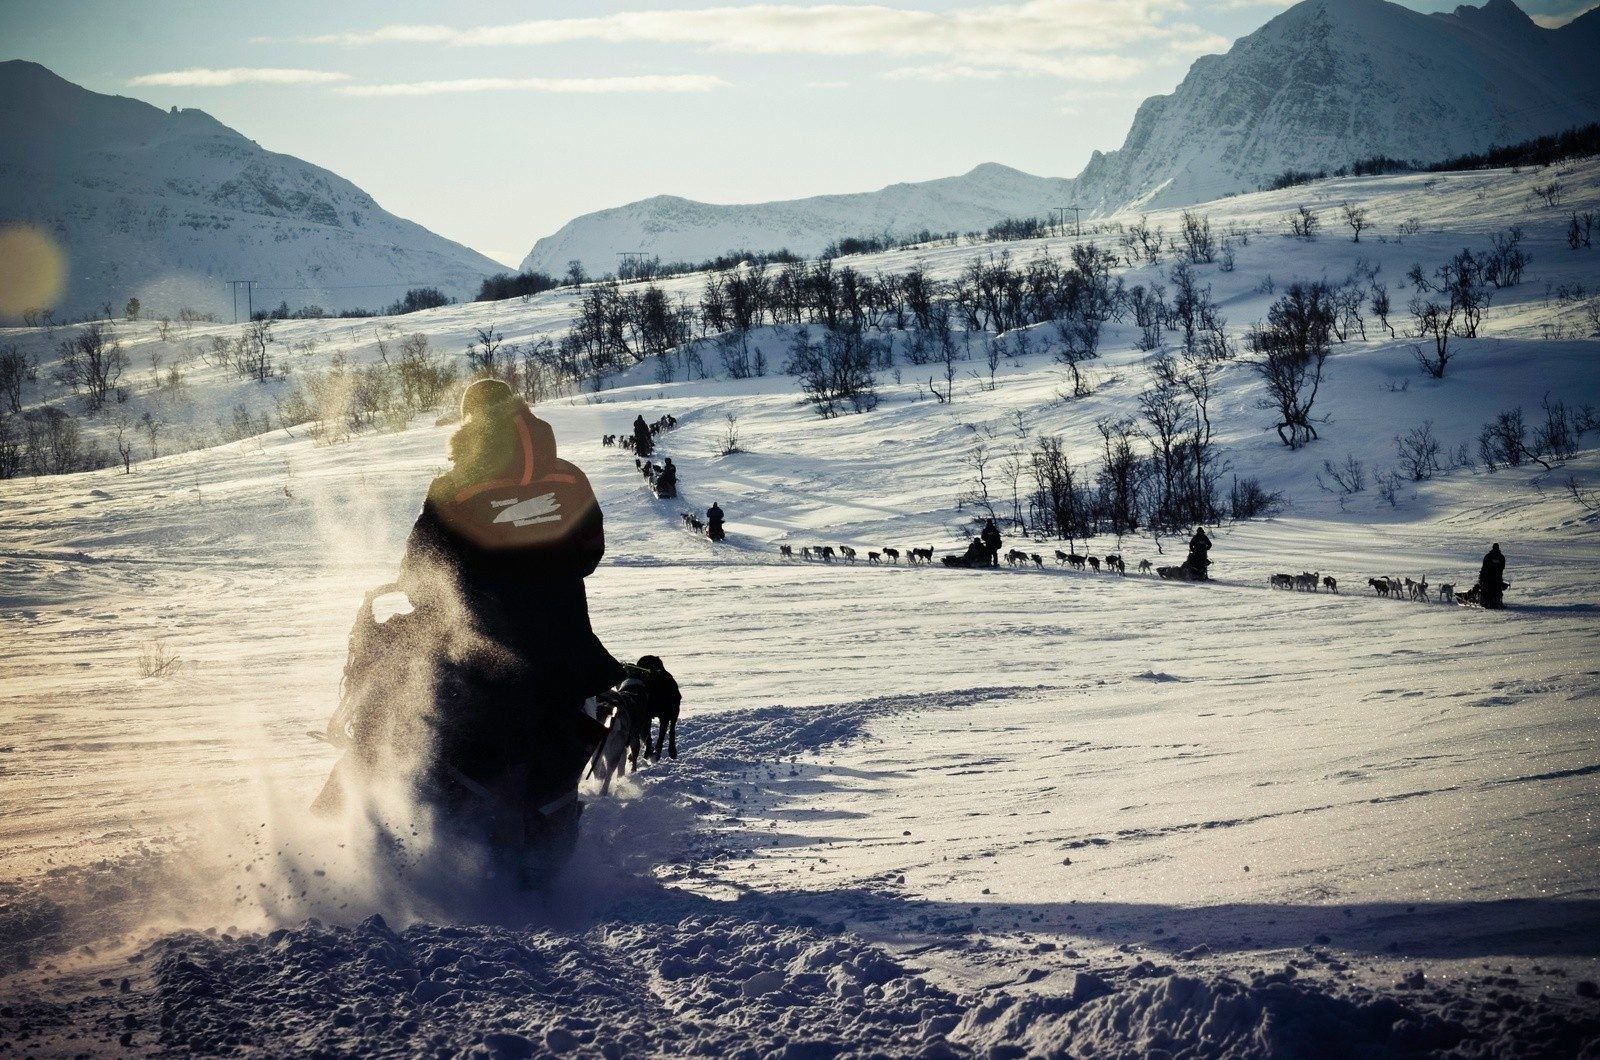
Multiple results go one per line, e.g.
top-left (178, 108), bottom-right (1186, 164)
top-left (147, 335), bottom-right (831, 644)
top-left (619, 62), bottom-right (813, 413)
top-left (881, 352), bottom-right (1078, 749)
top-left (1051, 207), bottom-right (1083, 239)
top-left (617, 251), bottom-right (648, 281)
top-left (226, 280), bottom-right (257, 323)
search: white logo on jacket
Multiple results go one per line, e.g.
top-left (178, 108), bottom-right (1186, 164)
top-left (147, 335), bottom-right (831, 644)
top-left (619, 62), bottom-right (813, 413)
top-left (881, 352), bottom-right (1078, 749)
top-left (489, 492), bottom-right (562, 527)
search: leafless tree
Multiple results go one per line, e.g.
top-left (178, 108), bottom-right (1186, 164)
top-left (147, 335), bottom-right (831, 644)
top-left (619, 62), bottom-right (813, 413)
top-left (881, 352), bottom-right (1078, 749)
top-left (235, 319), bottom-right (274, 382)
top-left (56, 321), bottom-right (128, 411)
top-left (392, 333), bottom-right (458, 410)
top-left (1568, 210), bottom-right (1596, 249)
top-left (1395, 421), bottom-right (1441, 480)
top-left (786, 326), bottom-right (878, 417)
top-left (1095, 417), bottom-right (1144, 541)
top-left (466, 324), bottom-right (504, 376)
top-left (1369, 281), bottom-right (1395, 338)
top-left (112, 414), bottom-right (134, 473)
top-left (1477, 407), bottom-right (1552, 471)
top-left (0, 344), bottom-right (30, 414)
top-left (1128, 216), bottom-right (1164, 264)
top-left (139, 409), bottom-right (162, 459)
top-left (1341, 203), bottom-right (1368, 242)
top-left (1053, 315), bottom-right (1100, 397)
top-left (0, 413), bottom-right (21, 479)
top-left (958, 443), bottom-right (999, 521)
top-left (1180, 210), bottom-right (1215, 264)
top-left (1566, 476), bottom-right (1599, 513)
top-left (1248, 282), bottom-right (1333, 448)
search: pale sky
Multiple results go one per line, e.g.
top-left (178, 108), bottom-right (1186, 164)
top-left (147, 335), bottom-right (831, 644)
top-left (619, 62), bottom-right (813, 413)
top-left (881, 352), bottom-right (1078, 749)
top-left (4, 0), bottom-right (1595, 267)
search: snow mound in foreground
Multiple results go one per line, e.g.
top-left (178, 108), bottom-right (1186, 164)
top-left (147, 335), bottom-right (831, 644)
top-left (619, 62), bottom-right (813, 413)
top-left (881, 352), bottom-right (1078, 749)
top-left (9, 911), bottom-right (1591, 1056)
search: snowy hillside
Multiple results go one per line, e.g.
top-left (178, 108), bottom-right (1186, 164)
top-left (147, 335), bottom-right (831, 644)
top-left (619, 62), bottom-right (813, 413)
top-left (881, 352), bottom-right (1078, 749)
top-left (520, 0), bottom-right (1599, 274)
top-left (1068, 0), bottom-right (1600, 214)
top-left (2, 159), bottom-right (1599, 1054)
top-left (0, 62), bottom-right (502, 322)
top-left (520, 163), bottom-right (1073, 277)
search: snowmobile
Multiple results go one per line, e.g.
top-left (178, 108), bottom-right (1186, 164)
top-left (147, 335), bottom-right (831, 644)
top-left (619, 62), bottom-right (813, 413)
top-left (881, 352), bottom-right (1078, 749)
top-left (310, 583), bottom-right (605, 887)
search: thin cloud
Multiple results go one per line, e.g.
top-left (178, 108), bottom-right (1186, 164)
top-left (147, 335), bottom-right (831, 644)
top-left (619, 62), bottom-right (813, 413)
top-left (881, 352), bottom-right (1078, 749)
top-left (1164, 28), bottom-right (1233, 57)
top-left (294, 2), bottom-right (1196, 59)
top-left (130, 68), bottom-right (351, 87)
top-left (883, 53), bottom-right (1145, 83)
top-left (1530, 0), bottom-right (1600, 26)
top-left (337, 74), bottom-right (731, 97)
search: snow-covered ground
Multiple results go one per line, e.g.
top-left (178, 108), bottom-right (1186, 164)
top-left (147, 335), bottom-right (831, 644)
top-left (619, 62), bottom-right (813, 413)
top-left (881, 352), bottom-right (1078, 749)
top-left (2, 160), bottom-right (1599, 1056)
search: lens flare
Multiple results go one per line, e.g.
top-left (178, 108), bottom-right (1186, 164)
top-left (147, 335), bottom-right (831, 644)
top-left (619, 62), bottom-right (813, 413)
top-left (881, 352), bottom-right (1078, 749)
top-left (0, 225), bottom-right (67, 319)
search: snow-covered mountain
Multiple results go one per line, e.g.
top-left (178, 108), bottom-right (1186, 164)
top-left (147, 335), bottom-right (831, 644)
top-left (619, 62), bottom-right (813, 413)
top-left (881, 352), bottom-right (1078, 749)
top-left (522, 0), bottom-right (1599, 274)
top-left (520, 163), bottom-right (1073, 277)
top-left (1068, 0), bottom-right (1600, 214)
top-left (0, 61), bottom-right (501, 321)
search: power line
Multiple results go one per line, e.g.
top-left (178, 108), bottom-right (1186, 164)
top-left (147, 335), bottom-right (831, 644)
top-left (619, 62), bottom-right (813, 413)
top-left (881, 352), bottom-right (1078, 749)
top-left (244, 280), bottom-right (454, 292)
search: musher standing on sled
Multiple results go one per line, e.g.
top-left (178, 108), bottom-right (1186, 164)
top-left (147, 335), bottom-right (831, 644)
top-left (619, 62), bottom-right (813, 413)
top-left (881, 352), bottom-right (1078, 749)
top-left (395, 378), bottom-right (623, 880)
top-left (1477, 543), bottom-right (1507, 609)
top-left (1184, 526), bottom-right (1212, 581)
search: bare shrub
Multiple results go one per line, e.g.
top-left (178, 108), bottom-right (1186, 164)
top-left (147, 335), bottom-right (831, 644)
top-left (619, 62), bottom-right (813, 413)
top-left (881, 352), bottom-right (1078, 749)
top-left (1395, 421), bottom-right (1441, 481)
top-left (1531, 181), bottom-right (1564, 208)
top-left (393, 333), bottom-right (458, 410)
top-left (138, 638), bottom-right (183, 679)
top-left (1229, 476), bottom-right (1286, 519)
top-left (1478, 407), bottom-right (1547, 471)
top-left (1285, 205), bottom-right (1320, 240)
top-left (786, 326), bottom-right (878, 417)
top-left (719, 413), bottom-right (742, 456)
top-left (1376, 469), bottom-right (1403, 506)
top-left (1316, 453), bottom-right (1366, 495)
top-left (55, 322), bottom-right (128, 411)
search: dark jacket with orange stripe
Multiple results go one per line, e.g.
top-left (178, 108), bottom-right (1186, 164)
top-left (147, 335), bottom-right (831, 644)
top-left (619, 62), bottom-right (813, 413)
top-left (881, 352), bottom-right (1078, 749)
top-left (399, 402), bottom-right (622, 708)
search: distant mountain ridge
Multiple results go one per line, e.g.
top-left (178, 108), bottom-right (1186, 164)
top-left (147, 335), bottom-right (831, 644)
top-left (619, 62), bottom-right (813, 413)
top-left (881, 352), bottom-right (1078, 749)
top-left (522, 0), bottom-right (1600, 276)
top-left (0, 61), bottom-right (501, 320)
top-left (520, 163), bottom-right (1074, 277)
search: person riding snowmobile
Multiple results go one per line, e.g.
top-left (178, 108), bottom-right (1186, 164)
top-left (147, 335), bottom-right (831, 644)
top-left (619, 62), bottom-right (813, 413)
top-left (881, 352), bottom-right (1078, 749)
top-left (318, 378), bottom-right (622, 884)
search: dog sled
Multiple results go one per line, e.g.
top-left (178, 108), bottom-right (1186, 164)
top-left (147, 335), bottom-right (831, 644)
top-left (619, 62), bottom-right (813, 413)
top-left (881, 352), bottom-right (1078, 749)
top-left (1456, 580), bottom-right (1510, 608)
top-left (1156, 561), bottom-right (1207, 582)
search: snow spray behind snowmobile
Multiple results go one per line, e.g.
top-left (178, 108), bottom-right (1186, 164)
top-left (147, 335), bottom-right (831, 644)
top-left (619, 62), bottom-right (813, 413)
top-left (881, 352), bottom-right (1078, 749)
top-left (311, 381), bottom-right (625, 887)
top-left (310, 582), bottom-right (605, 887)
